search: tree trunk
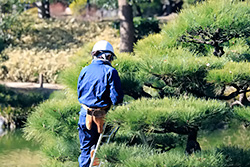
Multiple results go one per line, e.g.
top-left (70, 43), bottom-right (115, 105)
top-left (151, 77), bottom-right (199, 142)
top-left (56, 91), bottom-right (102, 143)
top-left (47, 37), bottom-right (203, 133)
top-left (42, 0), bottom-right (50, 18)
top-left (185, 129), bottom-right (201, 155)
top-left (118, 0), bottom-right (134, 53)
top-left (213, 43), bottom-right (224, 57)
top-left (86, 0), bottom-right (90, 17)
top-left (239, 90), bottom-right (250, 106)
top-left (37, 0), bottom-right (50, 19)
top-left (230, 88), bottom-right (250, 107)
top-left (134, 3), bottom-right (142, 17)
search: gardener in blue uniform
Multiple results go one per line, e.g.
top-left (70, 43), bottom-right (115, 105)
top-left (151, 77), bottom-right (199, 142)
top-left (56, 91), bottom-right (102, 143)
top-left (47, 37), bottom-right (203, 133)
top-left (77, 40), bottom-right (123, 167)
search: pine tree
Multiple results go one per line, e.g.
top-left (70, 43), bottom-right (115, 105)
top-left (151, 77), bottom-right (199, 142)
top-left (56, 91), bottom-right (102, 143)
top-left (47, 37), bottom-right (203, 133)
top-left (24, 0), bottom-right (250, 166)
top-left (101, 0), bottom-right (250, 165)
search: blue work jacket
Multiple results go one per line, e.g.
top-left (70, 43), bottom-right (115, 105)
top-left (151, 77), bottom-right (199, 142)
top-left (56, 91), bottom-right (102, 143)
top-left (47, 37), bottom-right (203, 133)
top-left (77, 59), bottom-right (123, 115)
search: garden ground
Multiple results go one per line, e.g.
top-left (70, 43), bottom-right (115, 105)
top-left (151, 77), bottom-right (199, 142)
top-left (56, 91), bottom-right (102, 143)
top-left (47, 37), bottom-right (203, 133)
top-left (0, 81), bottom-right (63, 95)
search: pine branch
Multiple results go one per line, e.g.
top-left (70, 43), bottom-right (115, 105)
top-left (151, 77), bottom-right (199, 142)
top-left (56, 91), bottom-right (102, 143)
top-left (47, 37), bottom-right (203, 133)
top-left (230, 100), bottom-right (244, 107)
top-left (179, 23), bottom-right (245, 57)
top-left (217, 84), bottom-right (250, 100)
top-left (144, 83), bottom-right (162, 90)
top-left (180, 35), bottom-right (214, 45)
top-left (152, 122), bottom-right (198, 135)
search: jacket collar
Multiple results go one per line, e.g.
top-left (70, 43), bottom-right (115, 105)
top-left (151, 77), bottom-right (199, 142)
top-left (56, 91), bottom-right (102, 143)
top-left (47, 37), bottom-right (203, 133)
top-left (91, 59), bottom-right (112, 66)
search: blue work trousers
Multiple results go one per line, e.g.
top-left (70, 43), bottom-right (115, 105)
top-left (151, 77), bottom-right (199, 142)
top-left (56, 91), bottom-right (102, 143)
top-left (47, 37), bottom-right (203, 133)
top-left (78, 109), bottom-right (100, 167)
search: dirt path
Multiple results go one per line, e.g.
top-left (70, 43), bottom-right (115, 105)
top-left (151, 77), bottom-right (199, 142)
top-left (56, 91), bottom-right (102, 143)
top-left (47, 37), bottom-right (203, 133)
top-left (0, 81), bottom-right (64, 94)
top-left (0, 81), bottom-right (64, 89)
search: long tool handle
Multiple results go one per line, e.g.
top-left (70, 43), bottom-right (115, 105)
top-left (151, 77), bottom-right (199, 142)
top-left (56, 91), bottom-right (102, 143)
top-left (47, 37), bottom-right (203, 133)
top-left (89, 124), bottom-right (106, 167)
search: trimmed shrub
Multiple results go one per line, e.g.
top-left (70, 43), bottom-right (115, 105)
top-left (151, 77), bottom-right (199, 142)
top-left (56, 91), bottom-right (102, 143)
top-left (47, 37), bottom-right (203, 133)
top-left (207, 62), bottom-right (250, 86)
top-left (98, 143), bottom-right (226, 167)
top-left (69, 0), bottom-right (87, 15)
top-left (106, 96), bottom-right (230, 132)
top-left (24, 97), bottom-right (80, 162)
top-left (135, 0), bottom-right (250, 56)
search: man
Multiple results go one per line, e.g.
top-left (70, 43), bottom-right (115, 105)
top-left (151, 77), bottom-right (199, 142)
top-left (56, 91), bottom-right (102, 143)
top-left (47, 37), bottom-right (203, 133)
top-left (77, 40), bottom-right (124, 167)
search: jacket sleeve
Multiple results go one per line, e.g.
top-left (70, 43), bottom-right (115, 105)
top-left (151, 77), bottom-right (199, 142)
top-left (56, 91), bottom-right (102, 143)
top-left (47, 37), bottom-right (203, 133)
top-left (109, 69), bottom-right (124, 105)
top-left (77, 67), bottom-right (86, 104)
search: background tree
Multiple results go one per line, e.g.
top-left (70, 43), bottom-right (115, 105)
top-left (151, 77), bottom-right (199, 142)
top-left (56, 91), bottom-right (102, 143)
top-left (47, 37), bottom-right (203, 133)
top-left (24, 0), bottom-right (51, 18)
top-left (24, 0), bottom-right (74, 18)
top-left (92, 0), bottom-right (165, 52)
top-left (92, 0), bottom-right (205, 52)
top-left (39, 0), bottom-right (51, 18)
top-left (91, 0), bottom-right (135, 52)
top-left (118, 0), bottom-right (134, 52)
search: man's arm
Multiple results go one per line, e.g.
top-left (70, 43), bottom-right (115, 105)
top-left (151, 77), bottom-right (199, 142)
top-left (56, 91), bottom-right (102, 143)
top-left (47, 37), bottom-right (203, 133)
top-left (109, 69), bottom-right (124, 105)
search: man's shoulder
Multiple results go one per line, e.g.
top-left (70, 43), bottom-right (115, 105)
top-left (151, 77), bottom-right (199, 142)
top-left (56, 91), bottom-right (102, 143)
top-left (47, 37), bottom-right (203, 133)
top-left (98, 62), bottom-right (116, 71)
top-left (107, 65), bottom-right (118, 74)
top-left (80, 65), bottom-right (88, 73)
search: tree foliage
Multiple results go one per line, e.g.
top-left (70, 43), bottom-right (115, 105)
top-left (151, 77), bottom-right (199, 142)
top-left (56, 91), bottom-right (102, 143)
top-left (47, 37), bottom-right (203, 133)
top-left (97, 143), bottom-right (227, 167)
top-left (106, 96), bottom-right (230, 133)
top-left (24, 96), bottom-right (80, 162)
top-left (24, 0), bottom-right (250, 166)
top-left (135, 0), bottom-right (250, 105)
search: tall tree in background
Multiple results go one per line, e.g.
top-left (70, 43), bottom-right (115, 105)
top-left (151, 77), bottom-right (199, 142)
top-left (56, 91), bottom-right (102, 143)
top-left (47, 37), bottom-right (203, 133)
top-left (33, 0), bottom-right (50, 18)
top-left (92, 0), bottom-right (188, 53)
top-left (118, 0), bottom-right (134, 52)
top-left (40, 0), bottom-right (50, 18)
top-left (24, 0), bottom-right (50, 18)
top-left (91, 0), bottom-right (135, 52)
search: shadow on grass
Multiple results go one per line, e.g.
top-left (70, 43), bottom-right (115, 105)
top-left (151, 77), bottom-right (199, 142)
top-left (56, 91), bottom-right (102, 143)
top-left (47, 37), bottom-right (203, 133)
top-left (218, 146), bottom-right (250, 167)
top-left (0, 84), bottom-right (53, 108)
top-left (110, 129), bottom-right (186, 153)
top-left (0, 84), bottom-right (59, 128)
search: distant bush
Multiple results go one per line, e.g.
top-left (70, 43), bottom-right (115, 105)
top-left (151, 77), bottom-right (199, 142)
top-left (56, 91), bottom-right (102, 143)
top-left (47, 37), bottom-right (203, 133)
top-left (69, 0), bottom-right (87, 15)
top-left (0, 1), bottom-right (26, 52)
top-left (133, 17), bottom-right (161, 42)
top-left (0, 14), bottom-right (25, 52)
top-left (0, 9), bottom-right (119, 83)
top-left (133, 0), bottom-right (162, 17)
